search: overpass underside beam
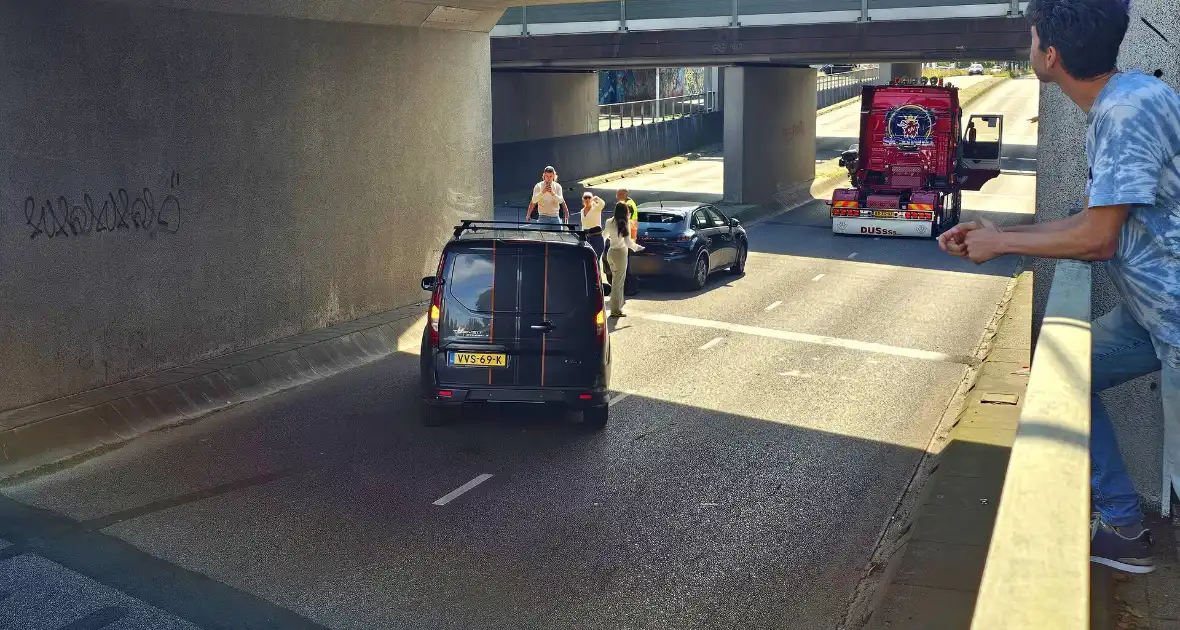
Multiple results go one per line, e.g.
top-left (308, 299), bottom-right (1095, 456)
top-left (723, 66), bottom-right (817, 205)
top-left (491, 16), bottom-right (1032, 69)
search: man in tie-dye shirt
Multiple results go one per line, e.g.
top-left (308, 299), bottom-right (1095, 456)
top-left (939, 0), bottom-right (1180, 574)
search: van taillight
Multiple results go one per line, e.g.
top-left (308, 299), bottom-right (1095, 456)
top-left (594, 270), bottom-right (607, 345)
top-left (429, 296), bottom-right (442, 347)
top-left (429, 256), bottom-right (445, 347)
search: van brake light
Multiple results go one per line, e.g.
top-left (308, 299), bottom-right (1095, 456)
top-left (428, 255), bottom-right (445, 347)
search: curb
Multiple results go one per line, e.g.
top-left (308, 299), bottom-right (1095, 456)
top-left (958, 76), bottom-right (1007, 110)
top-left (816, 95), bottom-right (861, 118)
top-left (0, 303), bottom-right (429, 481)
top-left (580, 145), bottom-right (721, 188)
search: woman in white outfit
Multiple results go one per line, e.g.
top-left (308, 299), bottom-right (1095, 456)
top-left (604, 202), bottom-right (644, 318)
top-left (580, 191), bottom-right (606, 261)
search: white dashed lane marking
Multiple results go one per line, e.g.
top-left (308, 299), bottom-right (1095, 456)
top-left (699, 337), bottom-right (724, 351)
top-left (765, 301), bottom-right (783, 312)
top-left (433, 474), bottom-right (494, 506)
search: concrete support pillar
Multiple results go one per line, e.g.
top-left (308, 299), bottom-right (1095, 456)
top-left (722, 66), bottom-right (817, 204)
top-left (879, 62), bottom-right (923, 82)
top-left (1032, 0), bottom-right (1178, 509)
top-left (491, 71), bottom-right (598, 144)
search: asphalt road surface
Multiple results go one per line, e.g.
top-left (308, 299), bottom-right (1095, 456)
top-left (0, 77), bottom-right (1037, 630)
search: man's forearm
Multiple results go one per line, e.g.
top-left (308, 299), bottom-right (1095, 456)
top-left (999, 211), bottom-right (1085, 234)
top-left (998, 222), bottom-right (1110, 261)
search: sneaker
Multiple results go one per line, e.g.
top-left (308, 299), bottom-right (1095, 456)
top-left (1090, 514), bottom-right (1155, 574)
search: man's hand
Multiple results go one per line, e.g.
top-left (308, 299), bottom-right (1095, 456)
top-left (937, 221), bottom-right (982, 258)
top-left (962, 218), bottom-right (1007, 264)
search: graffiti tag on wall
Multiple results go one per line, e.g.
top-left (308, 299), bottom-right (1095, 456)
top-left (22, 171), bottom-right (182, 240)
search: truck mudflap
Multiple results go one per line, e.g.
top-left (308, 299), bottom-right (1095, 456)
top-left (832, 217), bottom-right (935, 238)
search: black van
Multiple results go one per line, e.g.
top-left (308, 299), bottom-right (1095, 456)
top-left (419, 221), bottom-right (613, 429)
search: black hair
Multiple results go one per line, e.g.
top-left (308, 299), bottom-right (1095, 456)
top-left (1026, 0), bottom-right (1129, 80)
top-left (613, 202), bottom-right (629, 237)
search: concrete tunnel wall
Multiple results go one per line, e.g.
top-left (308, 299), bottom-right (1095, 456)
top-left (1033, 0), bottom-right (1178, 510)
top-left (492, 71), bottom-right (599, 144)
top-left (0, 1), bottom-right (494, 413)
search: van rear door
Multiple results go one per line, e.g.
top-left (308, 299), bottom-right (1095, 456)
top-left (437, 245), bottom-right (517, 387)
top-left (437, 241), bottom-right (598, 389)
top-left (516, 243), bottom-right (599, 389)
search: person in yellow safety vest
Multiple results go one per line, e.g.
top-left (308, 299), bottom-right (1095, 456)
top-left (616, 188), bottom-right (639, 241)
top-left (615, 188), bottom-right (640, 295)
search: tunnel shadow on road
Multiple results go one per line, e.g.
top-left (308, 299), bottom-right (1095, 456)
top-left (0, 344), bottom-right (982, 630)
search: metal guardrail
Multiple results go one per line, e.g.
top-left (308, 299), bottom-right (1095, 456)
top-left (972, 259), bottom-right (1093, 629)
top-left (597, 67), bottom-right (879, 131)
top-left (817, 67), bottom-right (880, 108)
top-left (598, 91), bottom-right (719, 130)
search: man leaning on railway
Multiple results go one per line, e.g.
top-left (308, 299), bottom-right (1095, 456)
top-left (939, 0), bottom-right (1180, 574)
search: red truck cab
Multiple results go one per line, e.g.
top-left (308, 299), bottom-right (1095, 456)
top-left (830, 77), bottom-right (1004, 238)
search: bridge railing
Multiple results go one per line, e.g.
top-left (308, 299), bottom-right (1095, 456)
top-left (598, 91), bottom-right (719, 131)
top-left (817, 67), bottom-right (880, 108)
top-left (972, 259), bottom-right (1093, 629)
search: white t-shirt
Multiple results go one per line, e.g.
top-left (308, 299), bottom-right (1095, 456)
top-left (581, 196), bottom-right (605, 229)
top-left (604, 218), bottom-right (643, 251)
top-left (531, 180), bottom-right (565, 217)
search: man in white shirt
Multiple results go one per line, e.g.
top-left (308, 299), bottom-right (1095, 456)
top-left (527, 166), bottom-right (570, 227)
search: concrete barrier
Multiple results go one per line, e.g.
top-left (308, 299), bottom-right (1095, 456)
top-left (972, 259), bottom-right (1093, 628)
top-left (0, 303), bottom-right (429, 480)
top-left (492, 112), bottom-right (723, 195)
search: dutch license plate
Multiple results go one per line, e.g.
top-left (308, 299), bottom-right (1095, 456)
top-left (450, 352), bottom-right (507, 367)
top-left (873, 210), bottom-right (900, 218)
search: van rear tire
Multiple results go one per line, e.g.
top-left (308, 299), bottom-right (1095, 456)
top-left (422, 402), bottom-right (456, 427)
top-left (582, 405), bottom-right (609, 430)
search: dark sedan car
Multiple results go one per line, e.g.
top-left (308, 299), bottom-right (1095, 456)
top-left (604, 202), bottom-right (749, 291)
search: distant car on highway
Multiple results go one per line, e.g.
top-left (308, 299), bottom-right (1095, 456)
top-left (821, 64), bottom-right (856, 75)
top-left (967, 63), bottom-right (985, 76)
top-left (604, 202), bottom-right (748, 291)
top-left (419, 220), bottom-right (612, 429)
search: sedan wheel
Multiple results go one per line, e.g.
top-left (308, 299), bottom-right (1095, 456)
top-left (689, 253), bottom-right (709, 290)
top-left (731, 243), bottom-right (747, 275)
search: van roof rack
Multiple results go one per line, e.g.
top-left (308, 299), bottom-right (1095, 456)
top-left (453, 220), bottom-right (586, 241)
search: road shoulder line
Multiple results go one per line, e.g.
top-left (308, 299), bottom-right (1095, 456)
top-left (627, 311), bottom-right (976, 365)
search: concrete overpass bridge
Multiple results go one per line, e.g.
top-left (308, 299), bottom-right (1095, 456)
top-left (491, 0), bottom-right (1032, 69)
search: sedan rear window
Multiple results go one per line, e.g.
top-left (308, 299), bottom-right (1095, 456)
top-left (638, 212), bottom-right (684, 224)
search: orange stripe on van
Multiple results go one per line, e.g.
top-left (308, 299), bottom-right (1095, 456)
top-left (541, 242), bottom-right (549, 387)
top-left (489, 239), bottom-right (495, 385)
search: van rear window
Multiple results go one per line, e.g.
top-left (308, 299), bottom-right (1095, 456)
top-left (447, 247), bottom-right (591, 314)
top-left (638, 212), bottom-right (684, 224)
top-left (447, 252), bottom-right (496, 313)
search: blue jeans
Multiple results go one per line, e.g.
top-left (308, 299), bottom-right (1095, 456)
top-left (532, 215), bottom-right (564, 227)
top-left (1091, 304), bottom-right (1180, 526)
